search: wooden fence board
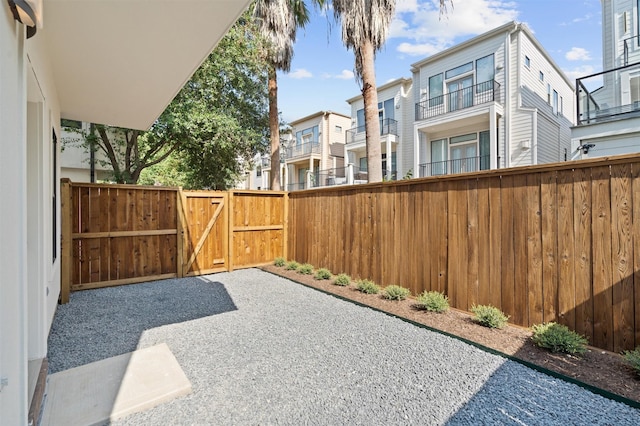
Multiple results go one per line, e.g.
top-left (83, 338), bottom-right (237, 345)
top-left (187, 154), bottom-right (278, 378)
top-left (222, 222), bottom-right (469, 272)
top-left (611, 164), bottom-right (633, 352)
top-left (632, 162), bottom-right (640, 348)
top-left (524, 173), bottom-right (543, 325)
top-left (512, 174), bottom-right (528, 325)
top-left (591, 165), bottom-right (614, 350)
top-left (541, 171), bottom-right (558, 324)
top-left (557, 169), bottom-right (576, 330)
top-left (574, 167), bottom-right (593, 343)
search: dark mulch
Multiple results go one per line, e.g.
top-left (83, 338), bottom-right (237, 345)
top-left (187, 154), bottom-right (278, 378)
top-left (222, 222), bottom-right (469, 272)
top-left (261, 264), bottom-right (640, 404)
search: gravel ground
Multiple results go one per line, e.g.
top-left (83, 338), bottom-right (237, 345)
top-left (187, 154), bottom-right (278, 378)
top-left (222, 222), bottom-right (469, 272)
top-left (48, 269), bottom-right (640, 425)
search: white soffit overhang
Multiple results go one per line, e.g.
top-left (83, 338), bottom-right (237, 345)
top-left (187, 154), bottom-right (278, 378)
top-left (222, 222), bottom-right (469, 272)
top-left (44, 0), bottom-right (251, 130)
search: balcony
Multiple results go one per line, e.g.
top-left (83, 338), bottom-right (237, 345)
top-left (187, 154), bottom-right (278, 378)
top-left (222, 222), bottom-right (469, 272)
top-left (419, 155), bottom-right (490, 177)
top-left (415, 80), bottom-right (501, 121)
top-left (261, 157), bottom-right (271, 168)
top-left (346, 118), bottom-right (398, 145)
top-left (576, 62), bottom-right (640, 125)
top-left (284, 141), bottom-right (321, 160)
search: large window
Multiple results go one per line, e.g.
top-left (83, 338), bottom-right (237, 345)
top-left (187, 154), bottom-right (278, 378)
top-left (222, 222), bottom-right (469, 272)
top-left (553, 90), bottom-right (559, 115)
top-left (429, 73), bottom-right (444, 106)
top-left (429, 131), bottom-right (490, 175)
top-left (475, 54), bottom-right (495, 92)
top-left (445, 62), bottom-right (473, 79)
top-left (356, 98), bottom-right (394, 131)
top-left (295, 125), bottom-right (319, 145)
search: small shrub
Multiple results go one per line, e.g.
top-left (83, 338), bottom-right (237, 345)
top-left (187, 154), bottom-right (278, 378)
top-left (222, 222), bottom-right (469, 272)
top-left (334, 273), bottom-right (351, 286)
top-left (624, 347), bottom-right (640, 377)
top-left (298, 263), bottom-right (314, 275)
top-left (416, 291), bottom-right (449, 313)
top-left (383, 285), bottom-right (411, 301)
top-left (315, 268), bottom-right (332, 280)
top-left (471, 305), bottom-right (509, 329)
top-left (531, 322), bottom-right (588, 355)
top-left (285, 261), bottom-right (300, 271)
top-left (356, 279), bottom-right (380, 294)
top-left (273, 257), bottom-right (286, 267)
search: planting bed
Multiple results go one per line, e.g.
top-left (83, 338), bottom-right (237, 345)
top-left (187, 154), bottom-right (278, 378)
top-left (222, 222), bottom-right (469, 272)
top-left (262, 264), bottom-right (640, 405)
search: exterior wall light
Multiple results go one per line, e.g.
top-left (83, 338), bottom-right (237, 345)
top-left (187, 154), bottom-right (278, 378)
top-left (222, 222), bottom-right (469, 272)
top-left (7, 0), bottom-right (37, 38)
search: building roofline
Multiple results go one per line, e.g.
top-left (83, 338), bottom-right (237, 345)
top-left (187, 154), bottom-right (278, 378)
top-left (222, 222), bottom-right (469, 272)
top-left (345, 77), bottom-right (412, 104)
top-left (408, 21), bottom-right (573, 89)
top-left (289, 110), bottom-right (351, 125)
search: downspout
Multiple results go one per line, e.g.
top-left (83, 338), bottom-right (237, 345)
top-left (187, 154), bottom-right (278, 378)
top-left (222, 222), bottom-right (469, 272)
top-left (89, 123), bottom-right (96, 183)
top-left (504, 23), bottom-right (520, 168)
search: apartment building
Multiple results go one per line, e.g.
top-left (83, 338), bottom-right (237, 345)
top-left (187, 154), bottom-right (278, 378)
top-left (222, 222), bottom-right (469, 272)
top-left (412, 21), bottom-right (574, 177)
top-left (262, 111), bottom-right (351, 190)
top-left (344, 78), bottom-right (414, 181)
top-left (572, 0), bottom-right (640, 158)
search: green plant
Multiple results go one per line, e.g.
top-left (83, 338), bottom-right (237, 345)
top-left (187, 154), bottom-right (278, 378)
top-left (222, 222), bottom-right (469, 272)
top-left (356, 279), bottom-right (380, 294)
top-left (383, 285), bottom-right (411, 301)
top-left (285, 261), bottom-right (300, 271)
top-left (298, 263), bottom-right (314, 275)
top-left (273, 257), bottom-right (286, 267)
top-left (531, 322), bottom-right (588, 355)
top-left (471, 305), bottom-right (509, 329)
top-left (315, 268), bottom-right (332, 280)
top-left (624, 347), bottom-right (640, 376)
top-left (416, 291), bottom-right (449, 313)
top-left (334, 273), bottom-right (351, 286)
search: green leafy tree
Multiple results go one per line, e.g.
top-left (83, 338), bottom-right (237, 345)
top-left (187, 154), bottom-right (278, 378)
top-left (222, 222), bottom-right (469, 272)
top-left (254, 0), bottom-right (323, 190)
top-left (64, 12), bottom-right (269, 189)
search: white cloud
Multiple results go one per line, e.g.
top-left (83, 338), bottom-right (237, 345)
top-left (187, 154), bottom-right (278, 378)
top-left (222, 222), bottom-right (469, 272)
top-left (565, 47), bottom-right (591, 61)
top-left (335, 69), bottom-right (354, 80)
top-left (288, 68), bottom-right (313, 79)
top-left (563, 65), bottom-right (596, 83)
top-left (389, 0), bottom-right (519, 56)
top-left (321, 70), bottom-right (355, 80)
top-left (395, 0), bottom-right (420, 13)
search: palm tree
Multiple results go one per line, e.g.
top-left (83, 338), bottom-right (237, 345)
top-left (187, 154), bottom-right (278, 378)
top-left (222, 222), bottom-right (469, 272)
top-left (254, 0), bottom-right (315, 190)
top-left (332, 0), bottom-right (451, 183)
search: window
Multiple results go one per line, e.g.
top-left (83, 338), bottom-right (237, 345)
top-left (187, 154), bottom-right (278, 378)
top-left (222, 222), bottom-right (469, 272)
top-left (429, 73), bottom-right (444, 106)
top-left (359, 157), bottom-right (367, 172)
top-left (295, 125), bottom-right (319, 145)
top-left (445, 62), bottom-right (473, 79)
top-left (52, 129), bottom-right (57, 262)
top-left (476, 54), bottom-right (494, 92)
top-left (61, 118), bottom-right (81, 129)
top-left (525, 56), bottom-right (531, 68)
top-left (547, 83), bottom-right (551, 104)
top-left (539, 71), bottom-right (544, 81)
top-left (257, 166), bottom-right (262, 177)
top-left (560, 96), bottom-right (564, 115)
top-left (553, 90), bottom-right (558, 115)
top-left (356, 108), bottom-right (365, 130)
top-left (335, 125), bottom-right (342, 133)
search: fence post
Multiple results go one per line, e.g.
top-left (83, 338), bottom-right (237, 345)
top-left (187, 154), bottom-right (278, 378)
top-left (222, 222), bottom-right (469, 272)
top-left (176, 188), bottom-right (186, 278)
top-left (59, 179), bottom-right (72, 304)
top-left (228, 190), bottom-right (234, 272)
top-left (283, 192), bottom-right (289, 261)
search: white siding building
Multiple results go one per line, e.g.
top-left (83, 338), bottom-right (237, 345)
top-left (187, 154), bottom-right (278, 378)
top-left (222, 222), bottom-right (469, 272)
top-left (571, 0), bottom-right (640, 159)
top-left (412, 21), bottom-right (574, 177)
top-left (0, 1), bottom-right (250, 423)
top-left (345, 78), bottom-right (414, 180)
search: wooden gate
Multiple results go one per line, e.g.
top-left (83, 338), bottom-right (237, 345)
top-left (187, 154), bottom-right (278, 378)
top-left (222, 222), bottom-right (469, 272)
top-left (180, 191), bottom-right (228, 276)
top-left (60, 181), bottom-right (287, 302)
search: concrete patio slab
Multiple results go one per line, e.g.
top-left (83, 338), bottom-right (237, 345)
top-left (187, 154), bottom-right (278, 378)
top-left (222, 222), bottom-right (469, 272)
top-left (40, 343), bottom-right (191, 426)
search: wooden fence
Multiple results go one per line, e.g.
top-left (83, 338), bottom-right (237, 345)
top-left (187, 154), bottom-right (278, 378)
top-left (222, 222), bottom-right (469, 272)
top-left (60, 180), bottom-right (287, 302)
top-left (287, 154), bottom-right (640, 353)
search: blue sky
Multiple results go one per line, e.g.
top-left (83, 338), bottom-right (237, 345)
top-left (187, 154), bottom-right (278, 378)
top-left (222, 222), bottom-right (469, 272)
top-left (277, 0), bottom-right (602, 123)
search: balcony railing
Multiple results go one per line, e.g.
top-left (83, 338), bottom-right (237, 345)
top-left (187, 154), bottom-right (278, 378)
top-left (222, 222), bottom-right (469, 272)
top-left (284, 141), bottom-right (321, 160)
top-left (346, 118), bottom-right (398, 144)
top-left (261, 157), bottom-right (271, 168)
top-left (415, 80), bottom-right (500, 121)
top-left (576, 62), bottom-right (640, 125)
top-left (311, 167), bottom-right (349, 188)
top-left (419, 155), bottom-right (490, 177)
